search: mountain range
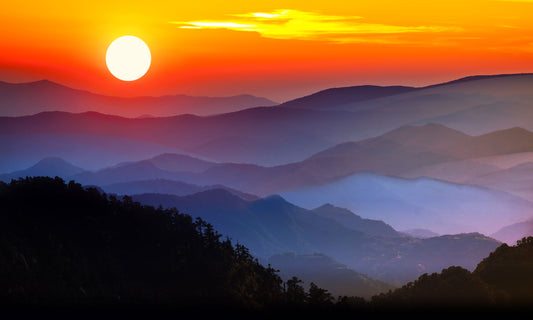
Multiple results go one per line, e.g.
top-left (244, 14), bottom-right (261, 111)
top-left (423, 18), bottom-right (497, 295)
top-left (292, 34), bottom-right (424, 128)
top-left (0, 80), bottom-right (277, 118)
top-left (2, 74), bottom-right (533, 167)
top-left (3, 73), bottom-right (533, 288)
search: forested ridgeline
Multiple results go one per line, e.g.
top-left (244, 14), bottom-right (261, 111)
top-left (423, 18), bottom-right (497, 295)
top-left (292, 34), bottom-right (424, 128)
top-left (0, 177), bottom-right (286, 309)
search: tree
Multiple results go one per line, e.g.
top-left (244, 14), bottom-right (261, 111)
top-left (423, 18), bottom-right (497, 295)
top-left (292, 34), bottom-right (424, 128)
top-left (307, 282), bottom-right (333, 306)
top-left (285, 276), bottom-right (307, 306)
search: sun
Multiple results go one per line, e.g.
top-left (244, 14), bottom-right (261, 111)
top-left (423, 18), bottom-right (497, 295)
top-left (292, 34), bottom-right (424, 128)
top-left (106, 36), bottom-right (151, 81)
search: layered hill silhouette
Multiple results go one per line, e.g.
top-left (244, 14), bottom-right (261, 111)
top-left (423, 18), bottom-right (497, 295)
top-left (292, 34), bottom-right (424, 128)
top-left (132, 189), bottom-right (501, 285)
top-left (0, 80), bottom-right (276, 118)
top-left (3, 74), bottom-right (533, 166)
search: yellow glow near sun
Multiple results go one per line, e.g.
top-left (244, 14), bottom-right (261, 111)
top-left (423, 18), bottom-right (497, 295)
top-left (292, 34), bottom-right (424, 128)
top-left (106, 36), bottom-right (151, 81)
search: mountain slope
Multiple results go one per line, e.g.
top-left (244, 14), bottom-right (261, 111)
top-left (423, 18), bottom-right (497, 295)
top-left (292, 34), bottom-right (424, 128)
top-left (310, 204), bottom-right (399, 237)
top-left (280, 85), bottom-right (415, 110)
top-left (132, 189), bottom-right (501, 285)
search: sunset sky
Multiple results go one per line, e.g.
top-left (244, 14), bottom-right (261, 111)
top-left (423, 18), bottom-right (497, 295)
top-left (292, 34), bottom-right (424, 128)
top-left (1, 0), bottom-right (532, 102)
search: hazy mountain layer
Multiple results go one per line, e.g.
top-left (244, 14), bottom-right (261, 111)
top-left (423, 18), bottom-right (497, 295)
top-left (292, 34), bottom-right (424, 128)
top-left (2, 74), bottom-right (533, 166)
top-left (0, 80), bottom-right (277, 117)
top-left (280, 172), bottom-right (533, 235)
top-left (491, 219), bottom-right (533, 245)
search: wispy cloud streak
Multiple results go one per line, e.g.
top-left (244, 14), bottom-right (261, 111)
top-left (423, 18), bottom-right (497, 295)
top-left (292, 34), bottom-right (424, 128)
top-left (171, 9), bottom-right (458, 43)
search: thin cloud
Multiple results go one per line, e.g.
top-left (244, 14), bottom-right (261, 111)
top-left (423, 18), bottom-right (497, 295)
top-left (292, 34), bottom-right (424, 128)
top-left (171, 9), bottom-right (458, 43)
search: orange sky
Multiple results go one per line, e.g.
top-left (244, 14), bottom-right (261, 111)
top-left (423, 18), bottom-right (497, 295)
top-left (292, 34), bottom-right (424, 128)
top-left (1, 0), bottom-right (532, 102)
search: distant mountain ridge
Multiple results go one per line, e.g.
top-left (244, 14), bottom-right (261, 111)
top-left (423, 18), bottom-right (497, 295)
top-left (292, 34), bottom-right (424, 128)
top-left (3, 73), bottom-right (533, 166)
top-left (0, 79), bottom-right (277, 118)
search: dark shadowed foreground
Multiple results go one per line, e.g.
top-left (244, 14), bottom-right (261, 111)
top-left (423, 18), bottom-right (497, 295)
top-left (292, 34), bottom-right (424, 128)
top-left (1, 177), bottom-right (532, 318)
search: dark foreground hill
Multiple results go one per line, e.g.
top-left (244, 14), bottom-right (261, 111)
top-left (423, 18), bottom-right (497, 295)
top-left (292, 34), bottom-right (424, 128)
top-left (1, 177), bottom-right (532, 316)
top-left (372, 237), bottom-right (533, 312)
top-left (0, 177), bottom-right (285, 309)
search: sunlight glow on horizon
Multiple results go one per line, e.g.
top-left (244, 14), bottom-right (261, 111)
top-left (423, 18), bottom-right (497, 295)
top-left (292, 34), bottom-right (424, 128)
top-left (1, 0), bottom-right (533, 100)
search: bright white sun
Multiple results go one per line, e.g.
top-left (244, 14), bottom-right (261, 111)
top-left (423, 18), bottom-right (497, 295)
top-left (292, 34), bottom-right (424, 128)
top-left (106, 36), bottom-right (151, 81)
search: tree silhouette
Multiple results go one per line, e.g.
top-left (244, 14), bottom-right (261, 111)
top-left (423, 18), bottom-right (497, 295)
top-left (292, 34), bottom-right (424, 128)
top-left (307, 282), bottom-right (333, 306)
top-left (285, 276), bottom-right (307, 306)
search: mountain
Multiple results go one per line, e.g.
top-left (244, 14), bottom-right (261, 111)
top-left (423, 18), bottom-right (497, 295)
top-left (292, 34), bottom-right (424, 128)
top-left (0, 80), bottom-right (277, 117)
top-left (490, 219), bottom-right (533, 245)
top-left (132, 189), bottom-right (501, 285)
top-left (280, 85), bottom-right (415, 110)
top-left (31, 123), bottom-right (533, 198)
top-left (0, 157), bottom-right (86, 182)
top-left (280, 172), bottom-right (533, 236)
top-left (101, 178), bottom-right (259, 201)
top-left (268, 253), bottom-right (395, 299)
top-left (310, 204), bottom-right (399, 238)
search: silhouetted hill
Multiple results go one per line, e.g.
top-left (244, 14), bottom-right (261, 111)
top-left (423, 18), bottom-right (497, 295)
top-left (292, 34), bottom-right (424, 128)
top-left (474, 236), bottom-right (533, 303)
top-left (268, 253), bottom-right (395, 298)
top-left (280, 85), bottom-right (415, 110)
top-left (372, 236), bottom-right (533, 310)
top-left (132, 190), bottom-right (501, 285)
top-left (0, 177), bottom-right (285, 308)
top-left (0, 80), bottom-right (277, 117)
top-left (0, 157), bottom-right (86, 182)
